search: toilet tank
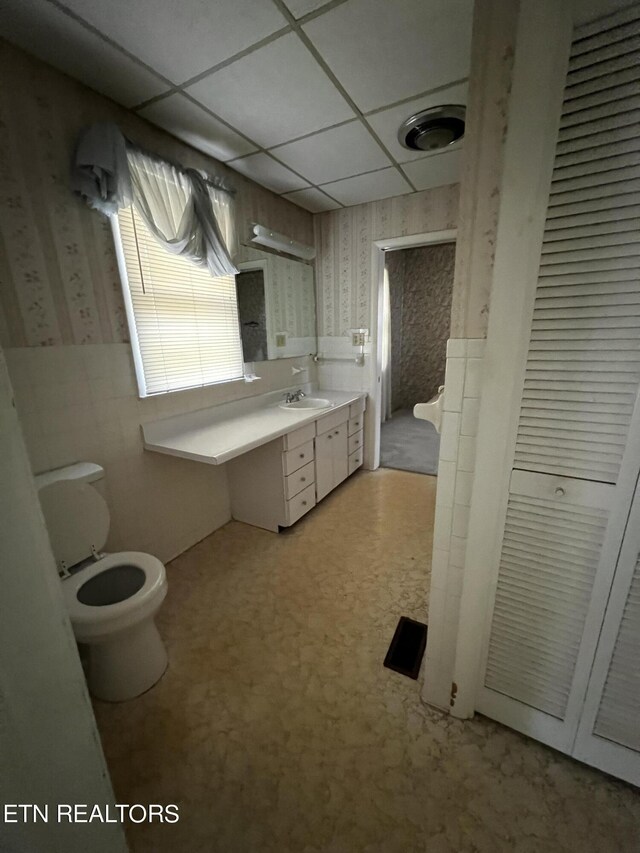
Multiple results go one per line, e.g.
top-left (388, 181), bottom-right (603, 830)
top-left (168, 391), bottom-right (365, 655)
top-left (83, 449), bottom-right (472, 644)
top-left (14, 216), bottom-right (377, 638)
top-left (35, 463), bottom-right (110, 572)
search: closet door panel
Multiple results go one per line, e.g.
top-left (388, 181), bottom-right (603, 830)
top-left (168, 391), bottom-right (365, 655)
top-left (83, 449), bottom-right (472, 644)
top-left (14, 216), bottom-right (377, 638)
top-left (476, 4), bottom-right (640, 760)
top-left (573, 484), bottom-right (640, 786)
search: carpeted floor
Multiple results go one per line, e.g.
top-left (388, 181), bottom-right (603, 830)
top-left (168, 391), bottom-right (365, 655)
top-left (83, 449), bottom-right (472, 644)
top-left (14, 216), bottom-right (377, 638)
top-left (380, 408), bottom-right (440, 475)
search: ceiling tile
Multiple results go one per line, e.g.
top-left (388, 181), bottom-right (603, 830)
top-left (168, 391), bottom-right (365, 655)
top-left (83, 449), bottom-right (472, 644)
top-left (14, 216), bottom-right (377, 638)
top-left (303, 0), bottom-right (474, 112)
top-left (271, 120), bottom-right (391, 185)
top-left (401, 148), bottom-right (461, 191)
top-left (139, 95), bottom-right (257, 162)
top-left (282, 0), bottom-right (331, 18)
top-left (367, 81), bottom-right (468, 162)
top-left (282, 188), bottom-right (341, 213)
top-left (186, 33), bottom-right (355, 148)
top-left (0, 0), bottom-right (166, 107)
top-left (320, 168), bottom-right (412, 207)
top-left (229, 153), bottom-right (311, 194)
top-left (59, 0), bottom-right (288, 84)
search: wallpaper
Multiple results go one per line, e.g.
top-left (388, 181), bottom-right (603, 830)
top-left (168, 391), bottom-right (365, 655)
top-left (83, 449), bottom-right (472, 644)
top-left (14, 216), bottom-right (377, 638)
top-left (314, 184), bottom-right (458, 337)
top-left (0, 40), bottom-right (314, 349)
top-left (387, 243), bottom-right (455, 410)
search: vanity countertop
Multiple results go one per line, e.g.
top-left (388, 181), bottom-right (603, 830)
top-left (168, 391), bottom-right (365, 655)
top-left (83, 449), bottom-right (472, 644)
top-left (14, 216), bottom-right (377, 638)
top-left (142, 389), bottom-right (366, 465)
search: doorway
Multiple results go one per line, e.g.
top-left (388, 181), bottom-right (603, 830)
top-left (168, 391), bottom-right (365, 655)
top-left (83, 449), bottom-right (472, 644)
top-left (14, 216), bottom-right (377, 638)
top-left (376, 238), bottom-right (456, 476)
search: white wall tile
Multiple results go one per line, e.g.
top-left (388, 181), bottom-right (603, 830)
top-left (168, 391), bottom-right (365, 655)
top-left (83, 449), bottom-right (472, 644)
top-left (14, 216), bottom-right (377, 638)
top-left (435, 459), bottom-right (456, 508)
top-left (432, 503), bottom-right (453, 552)
top-left (442, 357), bottom-right (465, 412)
top-left (453, 470), bottom-right (474, 507)
top-left (446, 338), bottom-right (467, 358)
top-left (460, 396), bottom-right (480, 436)
top-left (466, 339), bottom-right (486, 358)
top-left (439, 411), bottom-right (460, 462)
top-left (449, 535), bottom-right (467, 570)
top-left (452, 503), bottom-right (470, 539)
top-left (457, 435), bottom-right (477, 472)
top-left (464, 358), bottom-right (484, 398)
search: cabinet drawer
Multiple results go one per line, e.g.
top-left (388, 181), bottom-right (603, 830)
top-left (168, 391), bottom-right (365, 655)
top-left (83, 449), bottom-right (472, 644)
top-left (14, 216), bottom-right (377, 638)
top-left (349, 397), bottom-right (365, 418)
top-left (348, 429), bottom-right (363, 455)
top-left (283, 440), bottom-right (314, 475)
top-left (348, 446), bottom-right (363, 474)
top-left (316, 407), bottom-right (349, 436)
top-left (285, 483), bottom-right (316, 525)
top-left (348, 415), bottom-right (363, 436)
top-left (283, 422), bottom-right (316, 451)
top-left (284, 460), bottom-right (315, 500)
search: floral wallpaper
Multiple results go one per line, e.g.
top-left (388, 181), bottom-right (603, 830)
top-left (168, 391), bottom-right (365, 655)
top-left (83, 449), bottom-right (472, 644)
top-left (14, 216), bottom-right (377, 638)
top-left (314, 184), bottom-right (459, 338)
top-left (387, 243), bottom-right (456, 409)
top-left (0, 40), bottom-right (313, 349)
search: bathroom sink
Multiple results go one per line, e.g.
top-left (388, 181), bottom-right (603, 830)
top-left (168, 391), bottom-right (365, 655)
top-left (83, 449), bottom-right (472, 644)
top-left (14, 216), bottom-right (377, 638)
top-left (279, 397), bottom-right (334, 411)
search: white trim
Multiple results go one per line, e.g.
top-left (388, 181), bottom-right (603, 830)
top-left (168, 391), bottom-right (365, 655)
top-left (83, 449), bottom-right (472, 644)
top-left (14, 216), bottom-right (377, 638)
top-left (451, 0), bottom-right (573, 719)
top-left (369, 229), bottom-right (457, 470)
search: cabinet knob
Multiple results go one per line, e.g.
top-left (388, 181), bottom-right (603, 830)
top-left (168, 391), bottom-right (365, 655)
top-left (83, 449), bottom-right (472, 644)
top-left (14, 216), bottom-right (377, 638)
top-left (555, 487), bottom-right (565, 497)
top-left (355, 421), bottom-right (360, 427)
top-left (302, 500), bottom-right (307, 506)
top-left (334, 430), bottom-right (339, 435)
top-left (301, 477), bottom-right (306, 482)
top-left (328, 435), bottom-right (332, 440)
top-left (300, 453), bottom-right (305, 458)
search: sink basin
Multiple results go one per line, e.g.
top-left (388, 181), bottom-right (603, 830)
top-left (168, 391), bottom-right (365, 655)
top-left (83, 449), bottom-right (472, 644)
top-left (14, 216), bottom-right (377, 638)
top-left (279, 397), bottom-right (334, 411)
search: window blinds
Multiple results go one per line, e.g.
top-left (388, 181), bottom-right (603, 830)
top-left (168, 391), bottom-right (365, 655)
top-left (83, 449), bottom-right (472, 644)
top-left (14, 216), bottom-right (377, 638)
top-left (116, 205), bottom-right (244, 397)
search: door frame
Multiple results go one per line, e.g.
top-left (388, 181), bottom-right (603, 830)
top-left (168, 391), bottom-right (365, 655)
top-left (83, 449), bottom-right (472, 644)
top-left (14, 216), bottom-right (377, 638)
top-left (369, 229), bottom-right (457, 470)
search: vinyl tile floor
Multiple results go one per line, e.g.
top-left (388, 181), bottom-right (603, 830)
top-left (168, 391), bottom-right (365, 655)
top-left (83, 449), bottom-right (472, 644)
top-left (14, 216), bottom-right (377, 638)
top-left (94, 470), bottom-right (640, 853)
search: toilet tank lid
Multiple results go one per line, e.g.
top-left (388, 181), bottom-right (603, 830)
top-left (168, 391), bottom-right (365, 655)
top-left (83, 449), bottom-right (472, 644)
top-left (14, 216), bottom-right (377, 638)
top-left (35, 462), bottom-right (104, 491)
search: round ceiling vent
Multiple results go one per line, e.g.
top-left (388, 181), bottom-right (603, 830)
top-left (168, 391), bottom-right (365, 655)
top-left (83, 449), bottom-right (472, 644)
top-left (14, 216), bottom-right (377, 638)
top-left (398, 105), bottom-right (466, 152)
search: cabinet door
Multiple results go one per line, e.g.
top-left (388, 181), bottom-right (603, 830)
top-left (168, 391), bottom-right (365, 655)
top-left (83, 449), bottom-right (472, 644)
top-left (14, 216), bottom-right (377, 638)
top-left (315, 424), bottom-right (348, 501)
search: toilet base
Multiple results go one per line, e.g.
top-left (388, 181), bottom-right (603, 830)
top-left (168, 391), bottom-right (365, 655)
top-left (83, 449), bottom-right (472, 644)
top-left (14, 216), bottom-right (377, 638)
top-left (85, 619), bottom-right (168, 702)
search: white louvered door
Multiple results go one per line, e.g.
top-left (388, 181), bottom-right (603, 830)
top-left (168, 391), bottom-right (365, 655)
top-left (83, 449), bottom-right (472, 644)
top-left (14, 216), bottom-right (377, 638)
top-left (573, 480), bottom-right (640, 786)
top-left (476, 4), bottom-right (640, 767)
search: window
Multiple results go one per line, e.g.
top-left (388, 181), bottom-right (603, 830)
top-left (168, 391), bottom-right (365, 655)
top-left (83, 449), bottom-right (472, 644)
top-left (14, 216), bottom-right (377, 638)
top-left (114, 205), bottom-right (244, 397)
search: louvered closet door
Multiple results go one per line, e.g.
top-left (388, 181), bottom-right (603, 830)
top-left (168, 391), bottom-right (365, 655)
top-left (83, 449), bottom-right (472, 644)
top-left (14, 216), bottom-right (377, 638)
top-left (573, 480), bottom-right (640, 786)
top-left (477, 5), bottom-right (640, 757)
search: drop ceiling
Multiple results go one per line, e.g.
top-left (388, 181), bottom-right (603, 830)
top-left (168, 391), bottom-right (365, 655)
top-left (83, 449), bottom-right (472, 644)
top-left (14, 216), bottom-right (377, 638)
top-left (0, 0), bottom-right (475, 211)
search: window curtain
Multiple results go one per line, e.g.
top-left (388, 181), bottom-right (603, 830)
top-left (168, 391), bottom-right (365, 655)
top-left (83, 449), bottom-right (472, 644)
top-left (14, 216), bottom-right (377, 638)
top-left (381, 265), bottom-right (393, 423)
top-left (71, 122), bottom-right (237, 276)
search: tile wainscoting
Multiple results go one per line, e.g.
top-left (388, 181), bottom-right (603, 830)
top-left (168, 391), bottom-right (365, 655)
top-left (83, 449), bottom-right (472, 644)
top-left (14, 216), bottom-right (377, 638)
top-left (6, 344), bottom-right (316, 563)
top-left (423, 338), bottom-right (485, 710)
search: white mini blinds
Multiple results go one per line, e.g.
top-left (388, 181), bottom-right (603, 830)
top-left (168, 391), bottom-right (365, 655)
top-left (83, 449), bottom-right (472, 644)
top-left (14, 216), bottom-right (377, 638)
top-left (115, 205), bottom-right (244, 397)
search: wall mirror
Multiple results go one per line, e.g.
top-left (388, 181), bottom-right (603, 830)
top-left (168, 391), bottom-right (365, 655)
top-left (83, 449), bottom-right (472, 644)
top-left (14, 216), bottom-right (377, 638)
top-left (235, 249), bottom-right (316, 361)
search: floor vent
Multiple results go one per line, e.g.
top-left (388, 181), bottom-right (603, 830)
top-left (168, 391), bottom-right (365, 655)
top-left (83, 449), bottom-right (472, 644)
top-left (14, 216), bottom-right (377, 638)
top-left (384, 617), bottom-right (428, 679)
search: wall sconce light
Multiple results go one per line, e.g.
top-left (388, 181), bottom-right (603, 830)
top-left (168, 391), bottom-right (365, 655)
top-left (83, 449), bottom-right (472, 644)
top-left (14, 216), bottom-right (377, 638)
top-left (251, 224), bottom-right (316, 261)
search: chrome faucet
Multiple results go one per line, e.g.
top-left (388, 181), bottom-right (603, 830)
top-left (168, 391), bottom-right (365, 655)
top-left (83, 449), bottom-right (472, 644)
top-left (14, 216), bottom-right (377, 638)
top-left (283, 389), bottom-right (306, 403)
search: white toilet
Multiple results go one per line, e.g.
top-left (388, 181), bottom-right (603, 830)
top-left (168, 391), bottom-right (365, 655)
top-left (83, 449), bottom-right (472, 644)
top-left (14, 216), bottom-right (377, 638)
top-left (413, 385), bottom-right (445, 433)
top-left (35, 462), bottom-right (168, 702)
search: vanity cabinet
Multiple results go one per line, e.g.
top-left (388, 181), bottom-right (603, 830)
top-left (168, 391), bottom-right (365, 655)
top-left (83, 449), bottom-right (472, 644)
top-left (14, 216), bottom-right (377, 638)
top-left (227, 396), bottom-right (366, 532)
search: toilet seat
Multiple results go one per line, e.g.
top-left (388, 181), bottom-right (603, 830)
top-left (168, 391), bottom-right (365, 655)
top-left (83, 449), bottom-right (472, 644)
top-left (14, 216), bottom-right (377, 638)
top-left (63, 551), bottom-right (167, 642)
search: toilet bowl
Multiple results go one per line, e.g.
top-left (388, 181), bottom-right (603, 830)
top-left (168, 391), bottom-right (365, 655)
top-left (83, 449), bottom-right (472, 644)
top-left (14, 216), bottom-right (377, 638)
top-left (36, 462), bottom-right (168, 702)
top-left (413, 385), bottom-right (445, 433)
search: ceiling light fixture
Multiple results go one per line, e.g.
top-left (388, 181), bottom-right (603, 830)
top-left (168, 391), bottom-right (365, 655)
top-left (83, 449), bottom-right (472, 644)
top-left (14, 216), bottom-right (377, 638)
top-left (398, 104), bottom-right (466, 152)
top-left (251, 224), bottom-right (316, 261)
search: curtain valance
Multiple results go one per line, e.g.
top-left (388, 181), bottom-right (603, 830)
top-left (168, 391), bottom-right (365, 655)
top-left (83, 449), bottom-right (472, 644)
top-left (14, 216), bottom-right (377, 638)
top-left (71, 122), bottom-right (237, 276)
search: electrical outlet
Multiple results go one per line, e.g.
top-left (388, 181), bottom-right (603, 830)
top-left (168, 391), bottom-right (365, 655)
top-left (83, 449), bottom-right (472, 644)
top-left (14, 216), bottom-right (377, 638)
top-left (352, 331), bottom-right (366, 347)
top-left (275, 333), bottom-right (287, 348)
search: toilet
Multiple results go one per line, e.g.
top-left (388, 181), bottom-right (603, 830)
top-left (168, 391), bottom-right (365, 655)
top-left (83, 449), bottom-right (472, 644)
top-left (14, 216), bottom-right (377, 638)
top-left (35, 462), bottom-right (168, 702)
top-left (413, 385), bottom-right (445, 433)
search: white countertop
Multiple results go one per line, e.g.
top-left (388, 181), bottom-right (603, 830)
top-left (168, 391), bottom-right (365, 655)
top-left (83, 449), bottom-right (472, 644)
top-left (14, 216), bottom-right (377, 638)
top-left (142, 389), bottom-right (366, 465)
